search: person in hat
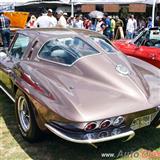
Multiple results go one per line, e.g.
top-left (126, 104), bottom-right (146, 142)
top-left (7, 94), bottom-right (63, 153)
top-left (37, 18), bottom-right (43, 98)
top-left (47, 9), bottom-right (57, 27)
top-left (56, 10), bottom-right (67, 28)
top-left (0, 11), bottom-right (11, 47)
top-left (34, 10), bottom-right (56, 28)
top-left (27, 15), bottom-right (37, 28)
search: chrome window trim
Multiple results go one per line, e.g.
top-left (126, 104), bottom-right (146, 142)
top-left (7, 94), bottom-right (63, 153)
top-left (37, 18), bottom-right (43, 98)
top-left (0, 85), bottom-right (15, 103)
top-left (37, 52), bottom-right (101, 67)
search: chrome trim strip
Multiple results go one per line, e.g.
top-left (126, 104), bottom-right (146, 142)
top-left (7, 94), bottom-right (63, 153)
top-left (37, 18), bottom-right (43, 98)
top-left (45, 123), bottom-right (135, 144)
top-left (0, 85), bottom-right (15, 103)
top-left (37, 53), bottom-right (101, 67)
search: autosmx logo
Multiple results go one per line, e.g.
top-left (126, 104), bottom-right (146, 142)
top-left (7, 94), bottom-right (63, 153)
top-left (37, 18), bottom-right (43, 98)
top-left (101, 150), bottom-right (160, 159)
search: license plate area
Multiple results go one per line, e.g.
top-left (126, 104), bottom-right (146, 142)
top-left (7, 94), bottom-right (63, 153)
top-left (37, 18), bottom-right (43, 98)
top-left (130, 111), bottom-right (158, 130)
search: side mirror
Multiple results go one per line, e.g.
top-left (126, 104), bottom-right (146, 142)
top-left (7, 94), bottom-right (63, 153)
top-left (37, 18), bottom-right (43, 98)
top-left (0, 51), bottom-right (7, 60)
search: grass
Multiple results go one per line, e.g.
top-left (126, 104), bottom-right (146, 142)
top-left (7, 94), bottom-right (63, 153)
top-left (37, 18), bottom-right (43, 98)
top-left (0, 89), bottom-right (160, 160)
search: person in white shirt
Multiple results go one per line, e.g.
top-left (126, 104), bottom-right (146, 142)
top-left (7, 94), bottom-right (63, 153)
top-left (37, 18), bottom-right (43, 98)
top-left (67, 16), bottom-right (75, 27)
top-left (73, 15), bottom-right (84, 29)
top-left (34, 12), bottom-right (55, 28)
top-left (132, 15), bottom-right (137, 31)
top-left (47, 9), bottom-right (57, 27)
top-left (56, 10), bottom-right (67, 28)
top-left (96, 16), bottom-right (105, 34)
top-left (126, 15), bottom-right (137, 39)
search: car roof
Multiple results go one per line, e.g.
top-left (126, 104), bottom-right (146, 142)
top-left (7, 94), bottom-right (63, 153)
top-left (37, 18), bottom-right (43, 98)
top-left (18, 28), bottom-right (101, 40)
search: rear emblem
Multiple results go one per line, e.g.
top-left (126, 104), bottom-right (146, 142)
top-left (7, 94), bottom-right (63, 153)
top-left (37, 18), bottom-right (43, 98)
top-left (116, 64), bottom-right (130, 75)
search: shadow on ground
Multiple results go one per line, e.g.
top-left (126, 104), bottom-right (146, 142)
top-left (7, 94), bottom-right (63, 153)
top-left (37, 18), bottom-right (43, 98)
top-left (0, 90), bottom-right (160, 160)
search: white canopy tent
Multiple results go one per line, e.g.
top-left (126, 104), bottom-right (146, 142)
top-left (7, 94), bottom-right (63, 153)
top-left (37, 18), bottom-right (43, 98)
top-left (60, 0), bottom-right (160, 4)
top-left (1, 0), bottom-right (159, 26)
top-left (0, 0), bottom-right (37, 10)
top-left (0, 0), bottom-right (35, 5)
top-left (0, 0), bottom-right (25, 11)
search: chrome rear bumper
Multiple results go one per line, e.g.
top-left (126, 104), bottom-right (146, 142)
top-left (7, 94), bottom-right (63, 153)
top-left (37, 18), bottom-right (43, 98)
top-left (45, 123), bottom-right (135, 144)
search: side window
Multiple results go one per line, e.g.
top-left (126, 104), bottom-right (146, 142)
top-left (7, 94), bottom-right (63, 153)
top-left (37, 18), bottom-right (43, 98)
top-left (39, 44), bottom-right (77, 65)
top-left (9, 34), bottom-right (30, 59)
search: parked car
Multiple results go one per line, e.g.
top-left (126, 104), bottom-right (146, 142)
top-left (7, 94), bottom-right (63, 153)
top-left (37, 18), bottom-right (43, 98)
top-left (113, 27), bottom-right (160, 68)
top-left (0, 28), bottom-right (160, 145)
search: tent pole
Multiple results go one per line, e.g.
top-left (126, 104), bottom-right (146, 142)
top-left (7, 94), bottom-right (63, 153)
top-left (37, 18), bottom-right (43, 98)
top-left (71, 0), bottom-right (74, 17)
top-left (152, 0), bottom-right (157, 27)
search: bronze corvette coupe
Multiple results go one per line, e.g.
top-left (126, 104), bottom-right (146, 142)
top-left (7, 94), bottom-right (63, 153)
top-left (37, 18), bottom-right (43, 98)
top-left (0, 28), bottom-right (160, 145)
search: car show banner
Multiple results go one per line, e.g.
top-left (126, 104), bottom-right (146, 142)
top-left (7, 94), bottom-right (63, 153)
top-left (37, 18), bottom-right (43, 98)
top-left (4, 12), bottom-right (29, 28)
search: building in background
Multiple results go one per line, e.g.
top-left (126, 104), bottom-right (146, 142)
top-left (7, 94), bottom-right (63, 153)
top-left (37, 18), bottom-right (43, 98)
top-left (13, 1), bottom-right (159, 19)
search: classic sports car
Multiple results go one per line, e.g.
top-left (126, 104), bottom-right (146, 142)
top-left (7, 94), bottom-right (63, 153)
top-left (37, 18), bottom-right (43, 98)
top-left (0, 28), bottom-right (160, 146)
top-left (113, 27), bottom-right (160, 68)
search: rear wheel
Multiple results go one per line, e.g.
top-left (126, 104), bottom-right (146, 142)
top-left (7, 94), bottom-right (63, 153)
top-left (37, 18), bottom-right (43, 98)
top-left (15, 89), bottom-right (42, 142)
top-left (151, 113), bottom-right (160, 127)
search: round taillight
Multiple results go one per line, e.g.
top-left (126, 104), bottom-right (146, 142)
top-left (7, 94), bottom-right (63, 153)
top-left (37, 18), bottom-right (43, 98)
top-left (113, 116), bottom-right (125, 127)
top-left (100, 120), bottom-right (111, 129)
top-left (84, 122), bottom-right (97, 131)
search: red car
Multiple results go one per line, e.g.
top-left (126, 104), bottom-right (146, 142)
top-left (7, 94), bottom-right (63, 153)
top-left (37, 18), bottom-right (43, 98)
top-left (113, 27), bottom-right (160, 68)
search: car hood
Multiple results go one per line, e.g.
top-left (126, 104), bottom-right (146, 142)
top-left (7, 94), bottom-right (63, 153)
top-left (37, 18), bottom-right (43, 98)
top-left (21, 54), bottom-right (159, 122)
top-left (113, 39), bottom-right (131, 44)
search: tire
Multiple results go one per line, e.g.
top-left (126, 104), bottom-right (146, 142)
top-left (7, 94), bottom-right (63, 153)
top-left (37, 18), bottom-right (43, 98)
top-left (15, 89), bottom-right (42, 142)
top-left (151, 112), bottom-right (160, 127)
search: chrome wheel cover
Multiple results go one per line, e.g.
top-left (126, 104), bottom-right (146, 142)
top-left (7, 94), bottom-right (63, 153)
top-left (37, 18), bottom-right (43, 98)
top-left (17, 96), bottom-right (31, 132)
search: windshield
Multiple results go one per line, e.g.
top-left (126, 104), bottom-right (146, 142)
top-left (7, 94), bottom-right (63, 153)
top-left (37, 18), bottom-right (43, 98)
top-left (134, 28), bottom-right (160, 47)
top-left (134, 30), bottom-right (149, 46)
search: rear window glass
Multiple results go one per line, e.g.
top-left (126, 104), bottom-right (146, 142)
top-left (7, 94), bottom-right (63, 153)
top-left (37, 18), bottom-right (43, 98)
top-left (38, 37), bottom-right (98, 65)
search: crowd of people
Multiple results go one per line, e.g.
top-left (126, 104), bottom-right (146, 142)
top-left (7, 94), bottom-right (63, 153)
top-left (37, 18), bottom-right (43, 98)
top-left (27, 9), bottom-right (125, 40)
top-left (27, 9), bottom-right (160, 40)
top-left (1, 8), bottom-right (160, 48)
